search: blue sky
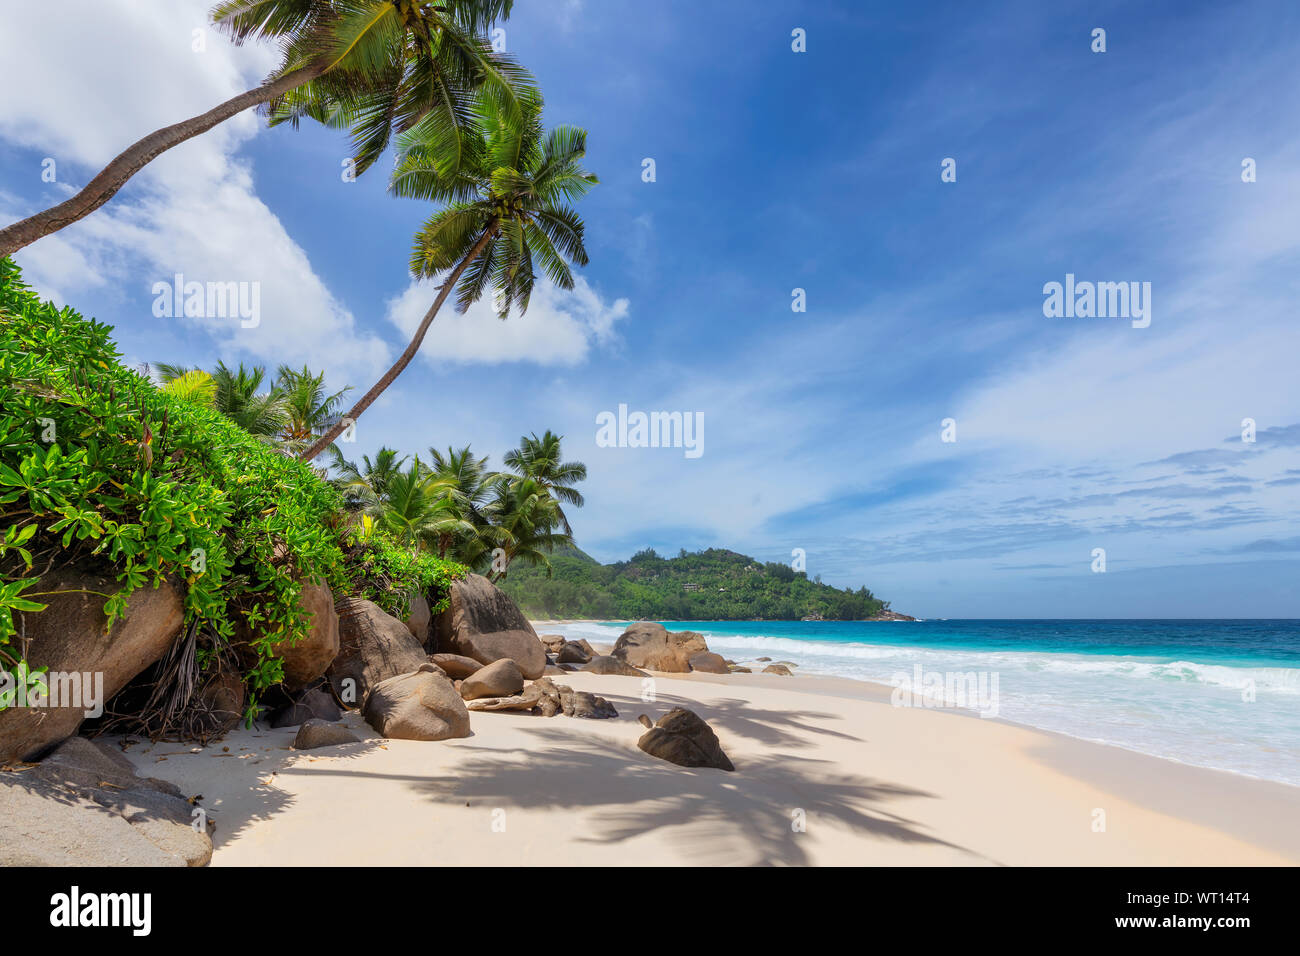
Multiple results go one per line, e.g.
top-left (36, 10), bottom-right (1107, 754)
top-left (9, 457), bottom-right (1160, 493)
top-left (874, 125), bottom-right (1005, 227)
top-left (2, 0), bottom-right (1298, 617)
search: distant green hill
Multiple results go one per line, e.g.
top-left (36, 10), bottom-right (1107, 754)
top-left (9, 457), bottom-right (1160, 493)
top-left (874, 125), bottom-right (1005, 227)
top-left (498, 547), bottom-right (893, 621)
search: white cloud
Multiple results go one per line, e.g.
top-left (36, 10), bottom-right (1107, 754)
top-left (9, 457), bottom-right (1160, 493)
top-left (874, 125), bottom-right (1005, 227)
top-left (385, 274), bottom-right (628, 366)
top-left (0, 0), bottom-right (391, 381)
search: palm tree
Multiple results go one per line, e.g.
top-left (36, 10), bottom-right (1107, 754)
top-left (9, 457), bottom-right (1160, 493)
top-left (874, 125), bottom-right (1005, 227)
top-left (373, 458), bottom-right (476, 551)
top-left (488, 475), bottom-right (570, 581)
top-left (503, 430), bottom-right (586, 534)
top-left (275, 364), bottom-right (351, 452)
top-left (0, 0), bottom-right (530, 258)
top-left (298, 92), bottom-right (597, 462)
top-left (329, 446), bottom-right (410, 512)
top-left (426, 445), bottom-right (503, 557)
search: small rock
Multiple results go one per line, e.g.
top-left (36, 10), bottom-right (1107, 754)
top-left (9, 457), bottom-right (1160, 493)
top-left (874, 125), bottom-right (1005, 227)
top-left (293, 719), bottom-right (360, 750)
top-left (688, 652), bottom-right (730, 674)
top-left (637, 707), bottom-right (734, 771)
top-left (559, 687), bottom-right (618, 719)
top-left (270, 686), bottom-right (342, 727)
top-left (762, 664), bottom-right (793, 676)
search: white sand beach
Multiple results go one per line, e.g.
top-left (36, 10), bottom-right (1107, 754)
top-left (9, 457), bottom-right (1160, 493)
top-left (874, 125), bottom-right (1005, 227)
top-left (117, 651), bottom-right (1300, 867)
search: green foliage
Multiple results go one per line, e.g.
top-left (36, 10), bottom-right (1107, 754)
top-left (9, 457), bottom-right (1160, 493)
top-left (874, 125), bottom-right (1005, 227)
top-left (0, 257), bottom-right (462, 721)
top-left (343, 530), bottom-right (463, 619)
top-left (499, 547), bottom-right (890, 622)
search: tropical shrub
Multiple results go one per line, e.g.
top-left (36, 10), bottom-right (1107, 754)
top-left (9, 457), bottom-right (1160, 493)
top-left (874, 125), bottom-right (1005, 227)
top-left (0, 258), bottom-right (462, 725)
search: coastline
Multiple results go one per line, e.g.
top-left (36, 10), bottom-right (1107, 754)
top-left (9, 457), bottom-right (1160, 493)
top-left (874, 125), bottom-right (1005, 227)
top-left (113, 621), bottom-right (1300, 866)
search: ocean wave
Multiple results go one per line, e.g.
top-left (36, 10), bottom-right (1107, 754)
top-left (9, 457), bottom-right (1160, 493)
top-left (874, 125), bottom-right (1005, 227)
top-left (696, 634), bottom-right (1300, 693)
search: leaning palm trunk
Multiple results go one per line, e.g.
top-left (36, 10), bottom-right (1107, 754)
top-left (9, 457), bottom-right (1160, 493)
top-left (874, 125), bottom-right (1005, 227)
top-left (0, 65), bottom-right (322, 258)
top-left (299, 225), bottom-right (499, 463)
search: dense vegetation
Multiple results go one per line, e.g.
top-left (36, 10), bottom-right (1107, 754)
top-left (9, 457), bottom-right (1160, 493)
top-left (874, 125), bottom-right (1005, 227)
top-left (0, 258), bottom-right (463, 723)
top-left (499, 546), bottom-right (892, 621)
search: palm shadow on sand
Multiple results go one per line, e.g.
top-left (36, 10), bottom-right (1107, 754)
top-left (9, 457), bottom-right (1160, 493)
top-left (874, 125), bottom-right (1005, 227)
top-left (403, 722), bottom-right (988, 865)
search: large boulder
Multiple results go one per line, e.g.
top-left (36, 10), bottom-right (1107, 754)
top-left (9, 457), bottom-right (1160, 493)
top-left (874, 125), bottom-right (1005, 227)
top-left (611, 623), bottom-right (709, 673)
top-left (0, 569), bottom-right (184, 764)
top-left (231, 582), bottom-right (340, 692)
top-left (0, 737), bottom-right (212, 866)
top-left (326, 599), bottom-right (429, 708)
top-left (459, 659), bottom-right (524, 701)
top-left (433, 574), bottom-right (546, 679)
top-left (404, 594), bottom-right (431, 643)
top-left (636, 707), bottom-right (734, 771)
top-left (362, 664), bottom-right (471, 741)
top-left (582, 655), bottom-right (649, 678)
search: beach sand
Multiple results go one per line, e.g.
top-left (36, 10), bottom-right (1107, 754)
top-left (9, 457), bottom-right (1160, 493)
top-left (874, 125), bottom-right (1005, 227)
top-left (114, 645), bottom-right (1300, 866)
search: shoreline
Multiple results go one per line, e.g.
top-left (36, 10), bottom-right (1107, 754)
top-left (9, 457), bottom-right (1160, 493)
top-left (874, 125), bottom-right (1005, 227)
top-left (110, 625), bottom-right (1300, 866)
top-left (530, 621), bottom-right (1300, 790)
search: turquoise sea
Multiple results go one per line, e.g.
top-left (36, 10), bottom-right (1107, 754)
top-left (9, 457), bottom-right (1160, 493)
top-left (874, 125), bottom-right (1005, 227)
top-left (546, 619), bottom-right (1300, 786)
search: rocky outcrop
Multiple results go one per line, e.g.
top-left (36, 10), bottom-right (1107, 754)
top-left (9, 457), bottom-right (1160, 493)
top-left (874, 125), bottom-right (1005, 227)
top-left (362, 664), bottom-right (471, 741)
top-left (636, 708), bottom-right (734, 771)
top-left (463, 677), bottom-right (616, 719)
top-left (293, 719), bottom-right (360, 750)
top-left (459, 659), bottom-right (524, 701)
top-left (0, 737), bottom-right (212, 866)
top-left (433, 573), bottom-right (546, 679)
top-left (327, 599), bottom-right (430, 708)
top-left (611, 622), bottom-right (709, 673)
top-left (0, 570), bottom-right (184, 764)
top-left (582, 655), bottom-right (649, 677)
top-left (867, 609), bottom-right (917, 621)
top-left (688, 652), bottom-right (730, 674)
